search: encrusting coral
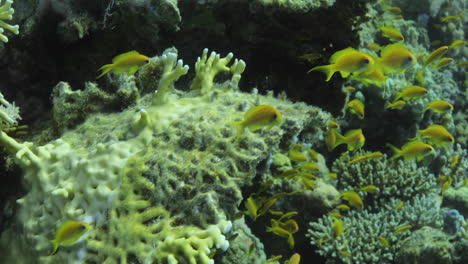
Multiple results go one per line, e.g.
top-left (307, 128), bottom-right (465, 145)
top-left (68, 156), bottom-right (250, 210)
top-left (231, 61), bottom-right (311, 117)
top-left (0, 47), bottom-right (333, 264)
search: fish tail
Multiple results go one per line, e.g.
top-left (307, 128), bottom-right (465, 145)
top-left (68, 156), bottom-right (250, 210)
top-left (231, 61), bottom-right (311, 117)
top-left (332, 130), bottom-right (346, 150)
top-left (308, 65), bottom-right (335, 82)
top-left (386, 143), bottom-right (401, 161)
top-left (49, 240), bottom-right (59, 255)
top-left (229, 121), bottom-right (245, 140)
top-left (96, 64), bottom-right (114, 79)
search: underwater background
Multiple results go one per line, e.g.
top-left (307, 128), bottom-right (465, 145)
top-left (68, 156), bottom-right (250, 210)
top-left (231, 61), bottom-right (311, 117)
top-left (0, 0), bottom-right (466, 263)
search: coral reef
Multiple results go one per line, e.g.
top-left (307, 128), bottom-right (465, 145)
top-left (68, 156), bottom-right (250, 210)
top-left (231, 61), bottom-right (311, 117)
top-left (0, 48), bottom-right (333, 263)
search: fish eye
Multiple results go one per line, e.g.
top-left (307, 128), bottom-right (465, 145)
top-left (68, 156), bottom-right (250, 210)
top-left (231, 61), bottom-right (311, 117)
top-left (446, 137), bottom-right (454, 142)
top-left (81, 225), bottom-right (86, 229)
top-left (145, 59), bottom-right (150, 63)
top-left (408, 56), bottom-right (413, 61)
top-left (426, 147), bottom-right (433, 152)
top-left (272, 114), bottom-right (278, 120)
top-left (363, 58), bottom-right (370, 64)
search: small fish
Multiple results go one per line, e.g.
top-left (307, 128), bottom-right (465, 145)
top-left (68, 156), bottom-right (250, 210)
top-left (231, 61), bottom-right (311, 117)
top-left (265, 255), bottom-right (282, 263)
top-left (416, 124), bottom-right (455, 147)
top-left (244, 197), bottom-right (259, 220)
top-left (393, 15), bottom-right (404, 20)
top-left (279, 211), bottom-right (299, 221)
top-left (386, 100), bottom-right (406, 110)
top-left (449, 40), bottom-right (466, 49)
top-left (456, 61), bottom-right (468, 67)
top-left (97, 50), bottom-right (150, 79)
top-left (307, 149), bottom-right (320, 161)
top-left (340, 190), bottom-right (364, 210)
top-left (386, 140), bottom-right (434, 161)
top-left (347, 151), bottom-right (383, 165)
top-left (450, 155), bottom-right (459, 168)
top-left (394, 86), bottom-right (428, 101)
top-left (327, 211), bottom-right (343, 218)
top-left (297, 53), bottom-right (322, 63)
top-left (336, 204), bottom-right (350, 211)
top-left (384, 7), bottom-right (402, 15)
top-left (422, 46), bottom-right (449, 69)
top-left (308, 47), bottom-right (374, 81)
top-left (344, 86), bottom-right (357, 93)
top-left (289, 144), bottom-right (307, 162)
top-left (298, 162), bottom-right (319, 171)
top-left (367, 43), bottom-right (382, 52)
top-left (423, 100), bottom-right (453, 113)
top-left (333, 217), bottom-right (344, 237)
top-left (440, 15), bottom-right (460, 22)
top-left (339, 251), bottom-right (352, 258)
top-left (231, 105), bottom-right (282, 137)
top-left (327, 172), bottom-right (338, 179)
top-left (332, 129), bottom-right (366, 151)
top-left (378, 43), bottom-right (416, 73)
top-left (352, 66), bottom-right (388, 87)
top-left (380, 26), bottom-right (404, 42)
top-left (395, 201), bottom-right (404, 210)
top-left (257, 197), bottom-right (278, 217)
top-left (434, 58), bottom-right (453, 69)
top-left (377, 236), bottom-right (390, 247)
top-left (347, 99), bottom-right (365, 119)
top-left (282, 219), bottom-right (300, 234)
top-left (287, 253), bottom-right (301, 264)
top-left (302, 177), bottom-right (315, 189)
top-left (50, 221), bottom-right (91, 255)
top-left (359, 185), bottom-right (379, 193)
top-left (393, 225), bottom-right (412, 234)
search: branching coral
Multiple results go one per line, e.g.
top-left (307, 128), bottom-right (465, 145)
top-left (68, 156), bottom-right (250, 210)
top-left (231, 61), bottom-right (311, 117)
top-left (0, 0), bottom-right (19, 43)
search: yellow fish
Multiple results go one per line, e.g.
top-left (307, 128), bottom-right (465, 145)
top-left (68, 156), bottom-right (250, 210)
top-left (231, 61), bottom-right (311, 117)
top-left (423, 100), bottom-right (453, 113)
top-left (352, 66), bottom-right (388, 87)
top-left (394, 86), bottom-right (428, 101)
top-left (333, 217), bottom-right (344, 237)
top-left (287, 253), bottom-right (301, 264)
top-left (340, 190), bottom-right (364, 209)
top-left (449, 40), bottom-right (466, 49)
top-left (379, 43), bottom-right (416, 73)
top-left (333, 129), bottom-right (365, 151)
top-left (359, 185), bottom-right (379, 193)
top-left (384, 7), bottom-right (402, 15)
top-left (50, 221), bottom-right (91, 255)
top-left (393, 225), bottom-right (412, 234)
top-left (422, 46), bottom-right (449, 69)
top-left (97, 50), bottom-right (150, 79)
top-left (231, 105), bottom-right (282, 137)
top-left (308, 47), bottom-right (374, 81)
top-left (347, 151), bottom-right (383, 165)
top-left (434, 58), bottom-right (453, 69)
top-left (386, 140), bottom-right (434, 161)
top-left (380, 26), bottom-right (404, 42)
top-left (367, 43), bottom-right (382, 52)
top-left (440, 16), bottom-right (460, 22)
top-left (416, 124), bottom-right (455, 147)
top-left (347, 99), bottom-right (365, 119)
top-left (378, 236), bottom-right (390, 247)
top-left (386, 100), bottom-right (406, 110)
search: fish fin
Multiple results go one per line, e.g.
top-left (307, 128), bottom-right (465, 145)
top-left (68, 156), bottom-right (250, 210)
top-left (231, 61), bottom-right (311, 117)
top-left (96, 64), bottom-right (114, 79)
top-left (330, 47), bottom-right (358, 63)
top-left (50, 240), bottom-right (59, 256)
top-left (308, 65), bottom-right (335, 82)
top-left (340, 71), bottom-right (351, 78)
top-left (113, 67), bottom-right (128, 75)
top-left (386, 143), bottom-right (401, 161)
top-left (229, 121), bottom-right (245, 138)
top-left (127, 65), bottom-right (139, 76)
top-left (112, 50), bottom-right (140, 63)
top-left (380, 42), bottom-right (405, 58)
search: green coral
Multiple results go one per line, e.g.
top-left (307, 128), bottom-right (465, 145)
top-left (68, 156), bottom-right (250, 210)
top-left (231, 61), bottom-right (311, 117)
top-left (0, 0), bottom-right (19, 43)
